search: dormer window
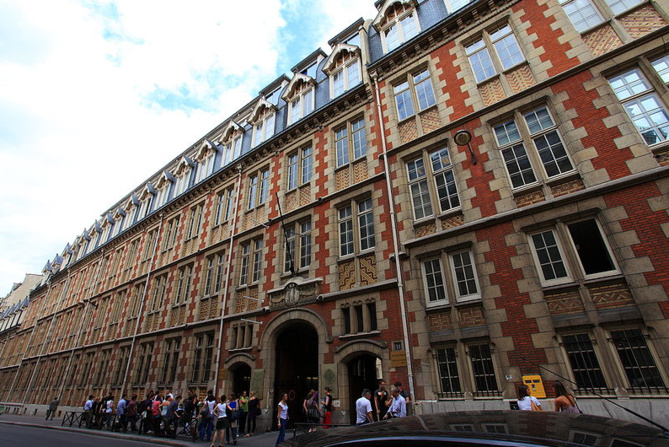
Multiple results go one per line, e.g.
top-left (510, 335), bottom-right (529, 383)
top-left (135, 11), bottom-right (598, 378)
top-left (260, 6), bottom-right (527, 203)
top-left (220, 121), bottom-right (245, 166)
top-left (250, 99), bottom-right (277, 148)
top-left (196, 146), bottom-right (216, 183)
top-left (283, 74), bottom-right (316, 126)
top-left (374, 1), bottom-right (421, 54)
top-left (324, 44), bottom-right (362, 100)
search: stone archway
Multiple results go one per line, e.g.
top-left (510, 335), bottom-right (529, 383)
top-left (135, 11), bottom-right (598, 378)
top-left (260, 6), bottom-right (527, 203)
top-left (229, 362), bottom-right (251, 397)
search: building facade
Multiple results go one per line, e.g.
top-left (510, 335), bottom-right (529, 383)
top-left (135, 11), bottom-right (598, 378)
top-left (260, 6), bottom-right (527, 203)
top-left (1, 0), bottom-right (668, 427)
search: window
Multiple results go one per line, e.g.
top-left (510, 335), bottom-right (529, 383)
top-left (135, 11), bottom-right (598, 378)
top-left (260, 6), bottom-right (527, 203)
top-left (148, 275), bottom-right (167, 312)
top-left (163, 216), bottom-right (180, 251)
top-left (608, 68), bottom-right (669, 145)
top-left (494, 106), bottom-right (574, 189)
top-left (466, 25), bottom-right (525, 83)
top-left (232, 322), bottom-right (254, 349)
top-left (114, 346), bottom-right (130, 386)
top-left (381, 7), bottom-right (420, 53)
top-left (196, 151), bottom-right (216, 183)
top-left (174, 170), bottom-right (190, 196)
top-left (161, 339), bottom-right (181, 384)
top-left (122, 239), bottom-right (140, 281)
top-left (422, 250), bottom-right (480, 306)
top-left (611, 329), bottom-right (667, 392)
top-left (284, 220), bottom-right (312, 273)
top-left (287, 146), bottom-right (313, 190)
top-left (186, 203), bottom-right (204, 240)
top-left (174, 264), bottom-right (193, 306)
top-left (443, 0), bottom-right (470, 12)
top-left (222, 135), bottom-right (243, 166)
top-left (288, 86), bottom-right (314, 125)
top-left (469, 344), bottom-right (499, 395)
top-left (331, 56), bottom-right (361, 98)
top-left (341, 301), bottom-right (378, 335)
top-left (335, 118), bottom-right (367, 168)
top-left (562, 333), bottom-right (609, 392)
top-left (204, 252), bottom-right (225, 297)
top-left (192, 333), bottom-right (214, 383)
top-left (247, 168), bottom-right (270, 209)
top-left (253, 111), bottom-right (276, 147)
top-left (436, 347), bottom-right (462, 397)
top-left (394, 69), bottom-right (436, 121)
top-left (558, 0), bottom-right (604, 32)
top-left (155, 183), bottom-right (171, 208)
top-left (240, 239), bottom-right (263, 285)
top-left (407, 147), bottom-right (460, 220)
top-left (530, 219), bottom-right (617, 283)
top-left (338, 198), bottom-right (375, 257)
top-left (135, 342), bottom-right (153, 384)
top-left (214, 188), bottom-right (235, 226)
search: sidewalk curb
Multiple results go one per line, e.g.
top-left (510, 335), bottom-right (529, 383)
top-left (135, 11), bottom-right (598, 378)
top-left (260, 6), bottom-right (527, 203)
top-left (0, 419), bottom-right (185, 446)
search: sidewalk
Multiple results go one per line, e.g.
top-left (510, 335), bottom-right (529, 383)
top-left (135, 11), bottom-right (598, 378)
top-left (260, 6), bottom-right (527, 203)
top-left (0, 412), bottom-right (283, 447)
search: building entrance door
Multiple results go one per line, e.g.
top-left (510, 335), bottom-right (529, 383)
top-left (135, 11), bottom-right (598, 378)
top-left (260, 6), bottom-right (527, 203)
top-left (274, 321), bottom-right (318, 428)
top-left (347, 354), bottom-right (378, 424)
top-left (230, 363), bottom-right (251, 396)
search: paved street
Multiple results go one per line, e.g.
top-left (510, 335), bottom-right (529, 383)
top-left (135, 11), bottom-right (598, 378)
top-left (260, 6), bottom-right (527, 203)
top-left (0, 413), bottom-right (285, 447)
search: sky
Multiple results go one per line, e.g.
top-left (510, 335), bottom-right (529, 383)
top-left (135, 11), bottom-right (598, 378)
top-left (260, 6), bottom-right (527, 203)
top-left (0, 0), bottom-right (379, 295)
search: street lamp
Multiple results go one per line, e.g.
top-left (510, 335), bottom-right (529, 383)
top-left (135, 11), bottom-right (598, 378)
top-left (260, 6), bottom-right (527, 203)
top-left (454, 129), bottom-right (477, 165)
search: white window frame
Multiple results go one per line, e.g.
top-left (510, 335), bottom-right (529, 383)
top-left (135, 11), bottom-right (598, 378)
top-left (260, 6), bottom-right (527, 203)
top-left (421, 258), bottom-right (448, 306)
top-left (335, 117), bottom-right (367, 168)
top-left (247, 167), bottom-right (270, 210)
top-left (214, 188), bottom-right (235, 226)
top-left (528, 229), bottom-right (573, 286)
top-left (288, 87), bottom-right (315, 125)
top-left (252, 111), bottom-right (276, 148)
top-left (330, 57), bottom-right (362, 99)
top-left (338, 197), bottom-right (376, 258)
top-left (558, 0), bottom-right (604, 33)
top-left (466, 24), bottom-right (525, 84)
top-left (287, 146), bottom-right (313, 190)
top-left (381, 8), bottom-right (420, 54)
top-left (284, 219), bottom-right (312, 273)
top-left (393, 68), bottom-right (437, 121)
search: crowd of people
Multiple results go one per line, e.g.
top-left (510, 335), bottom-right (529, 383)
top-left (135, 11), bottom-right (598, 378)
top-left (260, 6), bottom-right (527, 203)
top-left (78, 388), bottom-right (262, 444)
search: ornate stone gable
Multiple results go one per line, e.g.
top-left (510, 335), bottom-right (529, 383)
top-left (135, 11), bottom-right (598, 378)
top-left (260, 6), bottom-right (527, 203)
top-left (267, 277), bottom-right (322, 310)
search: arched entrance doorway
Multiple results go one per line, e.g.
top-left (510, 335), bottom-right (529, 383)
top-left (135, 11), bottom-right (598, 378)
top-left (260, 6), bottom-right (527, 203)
top-left (347, 354), bottom-right (378, 424)
top-left (274, 321), bottom-right (318, 428)
top-left (230, 363), bottom-right (251, 397)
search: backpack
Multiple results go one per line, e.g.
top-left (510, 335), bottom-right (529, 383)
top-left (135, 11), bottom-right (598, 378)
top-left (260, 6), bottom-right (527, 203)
top-left (228, 401), bottom-right (239, 422)
top-left (200, 402), bottom-right (210, 417)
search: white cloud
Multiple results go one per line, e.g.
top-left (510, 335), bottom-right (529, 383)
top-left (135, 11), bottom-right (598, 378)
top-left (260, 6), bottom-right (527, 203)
top-left (0, 0), bottom-right (380, 293)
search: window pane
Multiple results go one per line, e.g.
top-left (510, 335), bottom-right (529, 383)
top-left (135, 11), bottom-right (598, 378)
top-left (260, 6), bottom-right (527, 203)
top-left (604, 0), bottom-right (643, 15)
top-left (534, 131), bottom-right (574, 177)
top-left (609, 69), bottom-right (651, 100)
top-left (336, 127), bottom-right (349, 167)
top-left (285, 227), bottom-right (296, 272)
top-left (563, 0), bottom-right (604, 32)
top-left (333, 70), bottom-right (345, 97)
top-left (339, 206), bottom-right (354, 256)
top-left (624, 94), bottom-right (669, 145)
top-left (423, 259), bottom-right (447, 302)
top-left (394, 81), bottom-right (414, 120)
top-left (469, 345), bottom-right (498, 393)
top-left (502, 143), bottom-right (537, 188)
top-left (400, 13), bottom-right (418, 41)
top-left (494, 121), bottom-right (521, 146)
top-left (300, 221), bottom-right (312, 268)
top-left (524, 107), bottom-right (555, 134)
top-left (414, 70), bottom-right (436, 111)
top-left (301, 146), bottom-right (313, 183)
top-left (288, 154), bottom-right (298, 190)
top-left (531, 231), bottom-right (568, 281)
top-left (385, 24), bottom-right (401, 52)
top-left (410, 179), bottom-right (433, 219)
top-left (451, 251), bottom-right (478, 299)
top-left (491, 26), bottom-right (524, 70)
top-left (358, 198), bottom-right (376, 251)
top-left (611, 329), bottom-right (667, 392)
top-left (437, 347), bottom-right (461, 395)
top-left (347, 61), bottom-right (361, 87)
top-left (352, 118), bottom-right (367, 159)
top-left (468, 45), bottom-right (496, 83)
top-left (567, 219), bottom-right (616, 275)
top-left (562, 334), bottom-right (609, 391)
top-left (651, 55), bottom-right (669, 83)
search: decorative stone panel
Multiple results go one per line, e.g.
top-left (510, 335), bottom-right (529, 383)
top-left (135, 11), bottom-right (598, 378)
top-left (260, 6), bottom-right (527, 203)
top-left (236, 288), bottom-right (260, 313)
top-left (415, 221), bottom-right (437, 238)
top-left (583, 25), bottom-right (623, 57)
top-left (353, 158), bottom-right (369, 184)
top-left (506, 64), bottom-right (537, 95)
top-left (339, 259), bottom-right (356, 290)
top-left (544, 289), bottom-right (584, 315)
top-left (285, 190), bottom-right (298, 212)
top-left (515, 189), bottom-right (546, 207)
top-left (441, 214), bottom-right (465, 231)
top-left (170, 305), bottom-right (186, 326)
top-left (619, 5), bottom-right (667, 39)
top-left (300, 184), bottom-right (312, 206)
top-left (399, 119), bottom-right (419, 144)
top-left (589, 281), bottom-right (634, 309)
top-left (428, 312), bottom-right (452, 332)
top-left (551, 178), bottom-right (585, 197)
top-left (182, 238), bottom-right (198, 257)
top-left (335, 168), bottom-right (351, 191)
top-left (199, 298), bottom-right (210, 321)
top-left (359, 254), bottom-right (377, 286)
top-left (419, 107), bottom-right (441, 134)
top-left (268, 278), bottom-right (321, 309)
top-left (479, 78), bottom-right (506, 107)
top-left (459, 306), bottom-right (486, 328)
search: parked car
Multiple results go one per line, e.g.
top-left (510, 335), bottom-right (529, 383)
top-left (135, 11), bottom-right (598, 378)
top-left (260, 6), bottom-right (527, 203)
top-left (281, 410), bottom-right (669, 446)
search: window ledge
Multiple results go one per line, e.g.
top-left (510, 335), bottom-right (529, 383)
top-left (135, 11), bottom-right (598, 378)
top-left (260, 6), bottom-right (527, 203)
top-left (339, 330), bottom-right (381, 341)
top-left (228, 347), bottom-right (253, 353)
top-left (454, 298), bottom-right (483, 308)
top-left (579, 19), bottom-right (613, 37)
top-left (476, 73), bottom-right (502, 88)
top-left (511, 182), bottom-right (543, 198)
top-left (437, 208), bottom-right (464, 221)
top-left (501, 60), bottom-right (530, 77)
top-left (540, 281), bottom-right (579, 292)
top-left (417, 104), bottom-right (438, 116)
top-left (545, 171), bottom-right (581, 188)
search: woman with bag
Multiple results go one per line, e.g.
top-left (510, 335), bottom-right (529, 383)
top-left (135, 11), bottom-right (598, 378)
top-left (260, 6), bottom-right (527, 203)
top-left (553, 382), bottom-right (581, 413)
top-left (322, 387), bottom-right (333, 429)
top-left (303, 389), bottom-right (320, 433)
top-left (517, 385), bottom-right (542, 411)
top-left (226, 393), bottom-right (240, 445)
top-left (211, 395), bottom-right (229, 447)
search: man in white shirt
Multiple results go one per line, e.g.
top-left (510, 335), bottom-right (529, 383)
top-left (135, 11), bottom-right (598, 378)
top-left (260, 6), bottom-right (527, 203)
top-left (385, 386), bottom-right (406, 419)
top-left (355, 389), bottom-right (373, 426)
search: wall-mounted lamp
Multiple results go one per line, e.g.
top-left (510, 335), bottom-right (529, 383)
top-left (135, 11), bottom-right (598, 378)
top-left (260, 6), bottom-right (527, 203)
top-left (242, 295), bottom-right (264, 303)
top-left (454, 129), bottom-right (477, 165)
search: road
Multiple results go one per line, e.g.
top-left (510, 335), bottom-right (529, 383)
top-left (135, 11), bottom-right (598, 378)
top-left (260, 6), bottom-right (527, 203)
top-left (0, 423), bottom-right (158, 446)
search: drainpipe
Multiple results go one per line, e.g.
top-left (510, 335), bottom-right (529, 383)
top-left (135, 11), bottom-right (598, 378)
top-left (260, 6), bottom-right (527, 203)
top-left (120, 213), bottom-right (165, 393)
top-left (213, 165), bottom-right (243, 394)
top-left (371, 72), bottom-right (416, 408)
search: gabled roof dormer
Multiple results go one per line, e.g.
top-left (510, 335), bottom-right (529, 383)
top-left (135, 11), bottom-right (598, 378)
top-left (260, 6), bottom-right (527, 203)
top-left (372, 0), bottom-right (417, 29)
top-left (281, 73), bottom-right (317, 102)
top-left (249, 98), bottom-right (278, 125)
top-left (322, 43), bottom-right (362, 76)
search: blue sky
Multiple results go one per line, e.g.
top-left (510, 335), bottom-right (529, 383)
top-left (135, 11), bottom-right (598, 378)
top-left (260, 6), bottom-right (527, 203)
top-left (0, 0), bottom-right (378, 294)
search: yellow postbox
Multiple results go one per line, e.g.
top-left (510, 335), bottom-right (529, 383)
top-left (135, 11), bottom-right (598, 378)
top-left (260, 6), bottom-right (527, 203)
top-left (522, 375), bottom-right (546, 398)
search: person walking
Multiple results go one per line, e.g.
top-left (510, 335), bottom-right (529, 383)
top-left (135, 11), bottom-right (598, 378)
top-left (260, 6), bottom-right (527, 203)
top-left (322, 387), bottom-right (333, 429)
top-left (211, 395), bottom-right (229, 447)
top-left (238, 390), bottom-right (249, 436)
top-left (116, 394), bottom-right (127, 431)
top-left (126, 394), bottom-right (138, 432)
top-left (104, 395), bottom-right (115, 430)
top-left (517, 385), bottom-right (542, 411)
top-left (355, 389), bottom-right (373, 425)
top-left (82, 395), bottom-right (94, 428)
top-left (275, 393), bottom-right (289, 446)
top-left (553, 382), bottom-right (581, 413)
top-left (46, 397), bottom-right (60, 421)
top-left (244, 391), bottom-right (259, 437)
top-left (303, 389), bottom-right (320, 433)
top-left (385, 386), bottom-right (406, 419)
top-left (226, 393), bottom-right (240, 444)
top-left (374, 380), bottom-right (389, 421)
